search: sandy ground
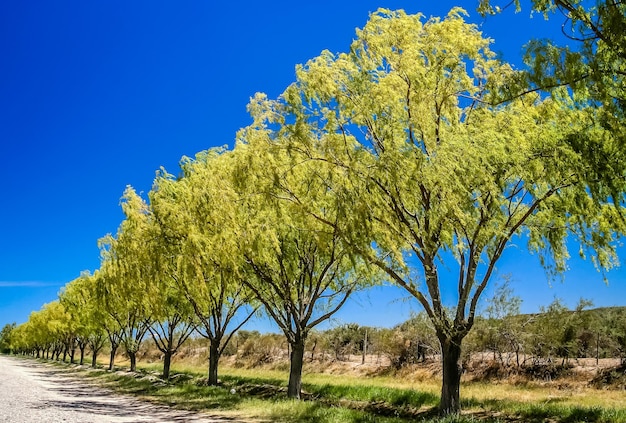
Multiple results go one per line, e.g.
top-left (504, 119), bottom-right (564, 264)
top-left (0, 355), bottom-right (242, 423)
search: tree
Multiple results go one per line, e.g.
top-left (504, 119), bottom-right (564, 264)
top-left (8, 323), bottom-right (28, 356)
top-left (103, 182), bottom-right (202, 380)
top-left (231, 140), bottom-right (372, 399)
top-left (89, 269), bottom-right (124, 370)
top-left (150, 149), bottom-right (257, 384)
top-left (37, 301), bottom-right (71, 361)
top-left (243, 8), bottom-right (624, 414)
top-left (129, 196), bottom-right (198, 381)
top-left (529, 297), bottom-right (592, 365)
top-left (144, 268), bottom-right (197, 380)
top-left (605, 308), bottom-right (626, 364)
top-left (97, 187), bottom-right (153, 372)
top-left (0, 323), bottom-right (16, 354)
top-left (60, 273), bottom-right (94, 365)
top-left (529, 298), bottom-right (569, 363)
top-left (19, 313), bottom-right (47, 358)
top-left (478, 277), bottom-right (524, 367)
top-left (395, 311), bottom-right (439, 364)
top-left (324, 323), bottom-right (366, 361)
top-left (61, 272), bottom-right (108, 368)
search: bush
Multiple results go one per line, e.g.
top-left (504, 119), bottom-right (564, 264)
top-left (239, 333), bottom-right (285, 367)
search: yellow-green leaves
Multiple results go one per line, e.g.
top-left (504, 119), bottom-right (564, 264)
top-left (240, 7), bottom-right (623, 338)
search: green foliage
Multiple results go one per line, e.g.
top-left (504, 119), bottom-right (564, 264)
top-left (464, 299), bottom-right (626, 372)
top-left (469, 277), bottom-right (525, 366)
top-left (237, 332), bottom-right (286, 366)
top-left (150, 149), bottom-right (255, 343)
top-left (0, 323), bottom-right (16, 353)
top-left (526, 297), bottom-right (592, 363)
top-left (150, 148), bottom-right (258, 382)
top-left (234, 124), bottom-right (378, 397)
top-left (97, 188), bottom-right (153, 370)
top-left (479, 0), bottom-right (626, 208)
top-left (373, 312), bottom-right (439, 368)
top-left (241, 6), bottom-right (624, 412)
top-left (324, 324), bottom-right (367, 360)
top-left (232, 137), bottom-right (374, 340)
top-left (58, 272), bottom-right (110, 364)
top-left (246, 4), bottom-right (623, 334)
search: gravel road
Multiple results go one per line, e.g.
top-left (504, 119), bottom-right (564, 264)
top-left (0, 355), bottom-right (242, 423)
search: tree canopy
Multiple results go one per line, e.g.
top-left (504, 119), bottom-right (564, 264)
top-left (240, 8), bottom-right (625, 413)
top-left (478, 0), bottom-right (626, 205)
top-left (151, 148), bottom-right (257, 384)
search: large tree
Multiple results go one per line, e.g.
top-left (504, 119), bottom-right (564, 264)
top-left (143, 261), bottom-right (197, 380)
top-left (97, 187), bottom-right (152, 372)
top-left (234, 133), bottom-right (373, 399)
top-left (106, 184), bottom-right (199, 380)
top-left (243, 8), bottom-right (625, 414)
top-left (136, 199), bottom-right (197, 380)
top-left (150, 149), bottom-right (257, 385)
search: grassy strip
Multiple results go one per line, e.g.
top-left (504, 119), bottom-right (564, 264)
top-left (40, 358), bottom-right (626, 423)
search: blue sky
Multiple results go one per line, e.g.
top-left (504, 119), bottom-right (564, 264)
top-left (1, 0), bottom-right (624, 331)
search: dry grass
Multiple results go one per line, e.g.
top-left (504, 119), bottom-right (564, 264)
top-left (135, 352), bottom-right (626, 412)
top-left (78, 349), bottom-right (626, 422)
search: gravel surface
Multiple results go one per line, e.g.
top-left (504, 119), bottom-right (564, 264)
top-left (0, 355), bottom-right (242, 423)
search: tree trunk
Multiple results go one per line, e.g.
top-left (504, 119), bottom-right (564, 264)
top-left (362, 330), bottom-right (368, 365)
top-left (596, 332), bottom-right (600, 366)
top-left (70, 347), bottom-right (75, 364)
top-left (207, 339), bottom-right (220, 386)
top-left (162, 351), bottom-right (173, 380)
top-left (129, 351), bottom-right (137, 372)
top-left (287, 338), bottom-right (306, 399)
top-left (91, 341), bottom-right (104, 368)
top-left (79, 346), bottom-right (85, 365)
top-left (439, 336), bottom-right (463, 416)
top-left (108, 345), bottom-right (118, 371)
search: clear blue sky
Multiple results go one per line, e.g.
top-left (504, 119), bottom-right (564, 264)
top-left (1, 0), bottom-right (624, 331)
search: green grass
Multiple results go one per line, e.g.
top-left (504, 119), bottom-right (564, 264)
top-left (34, 357), bottom-right (626, 422)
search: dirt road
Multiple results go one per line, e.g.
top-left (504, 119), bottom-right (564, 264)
top-left (0, 355), bottom-right (240, 422)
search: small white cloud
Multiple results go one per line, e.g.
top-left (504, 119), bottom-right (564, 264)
top-left (0, 281), bottom-right (62, 288)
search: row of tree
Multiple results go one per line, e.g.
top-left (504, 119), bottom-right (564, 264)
top-left (4, 3), bottom-right (626, 415)
top-left (6, 296), bottom-right (626, 378)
